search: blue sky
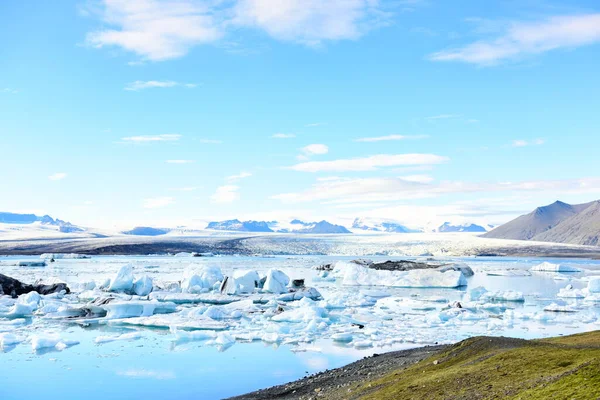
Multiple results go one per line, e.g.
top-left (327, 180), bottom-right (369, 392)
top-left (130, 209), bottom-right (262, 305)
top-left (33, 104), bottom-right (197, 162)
top-left (1, 0), bottom-right (600, 229)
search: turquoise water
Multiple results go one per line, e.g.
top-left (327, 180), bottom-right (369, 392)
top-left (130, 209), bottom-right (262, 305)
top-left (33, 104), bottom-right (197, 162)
top-left (1, 255), bottom-right (600, 399)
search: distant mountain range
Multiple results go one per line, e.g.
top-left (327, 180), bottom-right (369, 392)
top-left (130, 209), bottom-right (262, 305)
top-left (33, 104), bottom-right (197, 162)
top-left (437, 222), bottom-right (488, 233)
top-left (484, 200), bottom-right (600, 246)
top-left (0, 212), bottom-right (84, 233)
top-left (206, 219), bottom-right (351, 234)
top-left (351, 218), bottom-right (417, 233)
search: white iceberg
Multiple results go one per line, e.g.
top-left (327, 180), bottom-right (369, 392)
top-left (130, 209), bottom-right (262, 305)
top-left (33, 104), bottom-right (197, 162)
top-left (263, 269), bottom-right (290, 294)
top-left (108, 265), bottom-right (134, 292)
top-left (588, 277), bottom-right (600, 294)
top-left (0, 333), bottom-right (20, 348)
top-left (339, 262), bottom-right (467, 288)
top-left (103, 300), bottom-right (176, 319)
top-left (31, 334), bottom-right (79, 351)
top-left (133, 275), bottom-right (153, 296)
top-left (481, 290), bottom-right (525, 302)
top-left (531, 262), bottom-right (581, 273)
top-left (233, 270), bottom-right (261, 293)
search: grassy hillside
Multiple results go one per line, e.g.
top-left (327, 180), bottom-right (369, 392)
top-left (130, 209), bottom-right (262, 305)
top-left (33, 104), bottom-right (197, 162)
top-left (339, 331), bottom-right (600, 400)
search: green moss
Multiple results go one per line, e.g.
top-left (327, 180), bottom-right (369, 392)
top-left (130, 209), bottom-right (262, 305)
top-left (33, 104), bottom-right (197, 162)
top-left (335, 331), bottom-right (600, 400)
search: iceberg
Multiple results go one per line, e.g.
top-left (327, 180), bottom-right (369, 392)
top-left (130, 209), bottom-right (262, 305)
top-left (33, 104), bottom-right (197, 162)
top-left (557, 284), bottom-right (586, 298)
top-left (31, 334), bottom-right (79, 351)
top-left (481, 290), bottom-right (525, 302)
top-left (232, 270), bottom-right (261, 293)
top-left (133, 275), bottom-right (153, 296)
top-left (531, 262), bottom-right (581, 273)
top-left (588, 277), bottom-right (600, 294)
top-left (108, 265), bottom-right (134, 292)
top-left (0, 333), bottom-right (20, 347)
top-left (263, 269), bottom-right (290, 294)
top-left (103, 300), bottom-right (177, 319)
top-left (339, 262), bottom-right (467, 288)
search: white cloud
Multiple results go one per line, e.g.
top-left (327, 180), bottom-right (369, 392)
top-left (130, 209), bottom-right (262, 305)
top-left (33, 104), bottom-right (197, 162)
top-left (512, 138), bottom-right (545, 147)
top-left (399, 174), bottom-right (434, 183)
top-left (2, 88), bottom-right (19, 94)
top-left (122, 134), bottom-right (182, 143)
top-left (300, 143), bottom-right (329, 157)
top-left (211, 185), bottom-right (240, 203)
top-left (143, 196), bottom-right (175, 208)
top-left (272, 176), bottom-right (600, 205)
top-left (124, 80), bottom-right (196, 91)
top-left (354, 134), bottom-right (428, 142)
top-left (86, 0), bottom-right (387, 61)
top-left (166, 159), bottom-right (195, 164)
top-left (430, 14), bottom-right (600, 66)
top-left (305, 122), bottom-right (326, 127)
top-left (169, 186), bottom-right (199, 192)
top-left (232, 0), bottom-right (387, 46)
top-left (289, 153), bottom-right (448, 172)
top-left (226, 171), bottom-right (252, 181)
top-left (272, 133), bottom-right (296, 139)
top-left (48, 172), bottom-right (67, 181)
top-left (86, 0), bottom-right (223, 61)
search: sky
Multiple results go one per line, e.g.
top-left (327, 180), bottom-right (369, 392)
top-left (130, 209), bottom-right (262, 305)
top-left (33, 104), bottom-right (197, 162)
top-left (1, 0), bottom-right (600, 230)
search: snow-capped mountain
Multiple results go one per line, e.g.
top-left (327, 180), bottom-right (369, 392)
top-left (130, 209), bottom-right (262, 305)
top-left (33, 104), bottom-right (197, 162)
top-left (436, 222), bottom-right (487, 233)
top-left (206, 219), bottom-right (274, 232)
top-left (0, 212), bottom-right (84, 233)
top-left (122, 227), bottom-right (171, 236)
top-left (206, 219), bottom-right (351, 234)
top-left (351, 218), bottom-right (420, 233)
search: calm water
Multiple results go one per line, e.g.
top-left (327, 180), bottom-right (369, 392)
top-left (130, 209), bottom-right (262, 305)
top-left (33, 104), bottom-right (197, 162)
top-left (1, 255), bottom-right (600, 399)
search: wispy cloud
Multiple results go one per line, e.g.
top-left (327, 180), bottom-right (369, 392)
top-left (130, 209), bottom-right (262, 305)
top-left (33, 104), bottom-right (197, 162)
top-left (85, 0), bottom-right (223, 61)
top-left (512, 138), bottom-right (545, 147)
top-left (272, 133), bottom-right (296, 139)
top-left (232, 0), bottom-right (388, 46)
top-left (85, 0), bottom-right (387, 61)
top-left (122, 134), bottom-right (182, 143)
top-left (354, 134), bottom-right (428, 142)
top-left (143, 196), bottom-right (175, 209)
top-left (430, 14), bottom-right (600, 66)
top-left (125, 80), bottom-right (197, 91)
top-left (301, 144), bottom-right (329, 156)
top-left (48, 172), bottom-right (67, 181)
top-left (2, 88), bottom-right (19, 94)
top-left (211, 185), bottom-right (239, 203)
top-left (169, 186), bottom-right (199, 192)
top-left (226, 171), bottom-right (252, 182)
top-left (166, 159), bottom-right (195, 164)
top-left (289, 154), bottom-right (448, 172)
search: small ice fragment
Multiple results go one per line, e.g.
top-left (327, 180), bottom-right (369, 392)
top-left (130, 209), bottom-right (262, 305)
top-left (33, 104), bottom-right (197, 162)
top-left (331, 333), bottom-right (353, 342)
top-left (0, 333), bottom-right (20, 347)
top-left (544, 303), bottom-right (577, 313)
top-left (588, 277), bottom-right (600, 294)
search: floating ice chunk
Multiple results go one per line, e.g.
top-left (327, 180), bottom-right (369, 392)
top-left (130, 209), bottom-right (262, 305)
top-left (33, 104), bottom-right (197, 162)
top-left (115, 313), bottom-right (229, 331)
top-left (0, 333), bottom-right (20, 347)
top-left (181, 266), bottom-right (224, 293)
top-left (341, 263), bottom-right (466, 288)
top-left (544, 303), bottom-right (577, 313)
top-left (31, 334), bottom-right (79, 351)
top-left (18, 291), bottom-right (41, 308)
top-left (95, 332), bottom-right (142, 344)
top-left (174, 252), bottom-right (193, 257)
top-left (7, 303), bottom-right (34, 318)
top-left (263, 270), bottom-right (290, 294)
top-left (438, 263), bottom-right (474, 277)
top-left (203, 305), bottom-right (242, 320)
top-left (588, 277), bottom-right (600, 294)
top-left (17, 261), bottom-right (47, 267)
top-left (481, 290), bottom-right (525, 302)
top-left (108, 265), bottom-right (134, 292)
top-left (557, 284), bottom-right (586, 298)
top-left (219, 276), bottom-right (239, 295)
top-left (103, 300), bottom-right (176, 319)
top-left (133, 275), bottom-right (153, 296)
top-left (233, 270), bottom-right (260, 293)
top-left (353, 340), bottom-right (373, 348)
top-left (277, 287), bottom-right (323, 302)
top-left (485, 270), bottom-right (531, 277)
top-left (531, 262), bottom-right (581, 273)
top-left (261, 332), bottom-right (281, 343)
top-left (214, 332), bottom-right (235, 346)
top-left (272, 303), bottom-right (327, 323)
top-left (40, 253), bottom-right (89, 260)
top-left (331, 332), bottom-right (353, 342)
top-left (171, 328), bottom-right (217, 342)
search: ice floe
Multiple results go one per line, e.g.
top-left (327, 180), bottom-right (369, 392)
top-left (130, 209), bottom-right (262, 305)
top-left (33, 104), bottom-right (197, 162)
top-left (531, 262), bottom-right (582, 273)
